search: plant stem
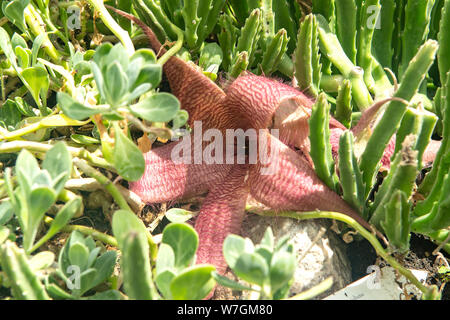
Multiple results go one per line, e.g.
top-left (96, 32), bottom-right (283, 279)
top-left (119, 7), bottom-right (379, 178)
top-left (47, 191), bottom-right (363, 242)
top-left (0, 140), bottom-right (114, 171)
top-left (24, 4), bottom-right (64, 66)
top-left (157, 28), bottom-right (184, 66)
top-left (87, 0), bottom-right (135, 55)
top-left (287, 277), bottom-right (333, 300)
top-left (44, 216), bottom-right (118, 247)
top-left (73, 158), bottom-right (132, 212)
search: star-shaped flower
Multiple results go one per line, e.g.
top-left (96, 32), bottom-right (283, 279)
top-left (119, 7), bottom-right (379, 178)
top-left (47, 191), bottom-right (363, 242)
top-left (108, 8), bottom-right (439, 276)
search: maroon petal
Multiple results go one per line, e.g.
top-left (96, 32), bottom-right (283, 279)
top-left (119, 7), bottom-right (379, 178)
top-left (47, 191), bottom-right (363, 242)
top-left (248, 131), bottom-right (372, 228)
top-left (194, 166), bottom-right (250, 275)
top-left (423, 139), bottom-right (441, 166)
top-left (129, 138), bottom-right (232, 203)
top-left (105, 6), bottom-right (229, 130)
top-left (330, 127), bottom-right (397, 168)
top-left (225, 74), bottom-right (312, 129)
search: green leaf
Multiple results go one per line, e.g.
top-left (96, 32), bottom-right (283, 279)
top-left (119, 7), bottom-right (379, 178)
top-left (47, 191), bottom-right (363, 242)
top-left (112, 124), bottom-right (145, 181)
top-left (42, 142), bottom-right (72, 194)
top-left (156, 243), bottom-right (175, 275)
top-left (29, 251), bottom-right (55, 271)
top-left (2, 0), bottom-right (30, 34)
top-left (172, 110), bottom-right (189, 129)
top-left (57, 92), bottom-right (107, 120)
top-left (111, 209), bottom-right (148, 250)
top-left (15, 149), bottom-right (39, 195)
top-left (155, 269), bottom-right (176, 299)
top-left (223, 234), bottom-right (255, 269)
top-left (90, 61), bottom-right (106, 101)
top-left (260, 227), bottom-right (274, 250)
top-left (59, 230), bottom-right (85, 275)
top-left (0, 99), bottom-right (22, 129)
top-left (15, 45), bottom-right (30, 69)
top-left (38, 197), bottom-right (81, 247)
top-left (31, 170), bottom-right (53, 189)
top-left (76, 268), bottom-right (98, 297)
top-left (105, 43), bottom-right (129, 72)
top-left (92, 43), bottom-right (113, 70)
top-left (164, 208), bottom-right (194, 223)
top-left (14, 96), bottom-right (35, 117)
top-left (162, 223), bottom-right (198, 270)
top-left (0, 201), bottom-right (14, 225)
top-left (269, 251), bottom-right (296, 293)
top-left (231, 252), bottom-right (269, 286)
top-left (24, 187), bottom-right (57, 252)
top-left (170, 265), bottom-right (216, 300)
top-left (255, 246), bottom-right (272, 267)
top-left (68, 242), bottom-right (90, 271)
top-left (130, 63), bottom-right (162, 91)
top-left (11, 32), bottom-right (28, 50)
top-left (127, 84), bottom-right (151, 102)
top-left (104, 61), bottom-right (128, 106)
top-left (0, 226), bottom-right (10, 245)
top-left (129, 47), bottom-right (160, 82)
top-left (86, 247), bottom-right (101, 269)
top-left (91, 251), bottom-right (117, 288)
top-left (129, 93), bottom-right (180, 123)
top-left (130, 48), bottom-right (157, 65)
top-left (21, 66), bottom-right (49, 107)
top-left (45, 282), bottom-right (74, 300)
top-left (31, 34), bottom-right (46, 66)
top-left (70, 134), bottom-right (100, 145)
top-left (0, 27), bottom-right (18, 68)
top-left (199, 42), bottom-right (223, 75)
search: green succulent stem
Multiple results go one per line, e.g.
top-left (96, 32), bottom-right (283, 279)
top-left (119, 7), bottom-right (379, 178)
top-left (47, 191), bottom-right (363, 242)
top-left (372, 0), bottom-right (396, 69)
top-left (309, 93), bottom-right (338, 191)
top-left (294, 14), bottom-right (321, 97)
top-left (438, 0), bottom-right (450, 85)
top-left (24, 4), bottom-right (63, 65)
top-left (0, 241), bottom-right (50, 300)
top-left (359, 40), bottom-right (439, 194)
top-left (316, 14), bottom-right (373, 111)
top-left (181, 0), bottom-right (200, 49)
top-left (87, 0), bottom-right (135, 55)
top-left (419, 73), bottom-right (450, 195)
top-left (399, 0), bottom-right (436, 78)
top-left (370, 142), bottom-right (419, 228)
top-left (357, 0), bottom-right (381, 90)
top-left (157, 27), bottom-right (184, 66)
top-left (335, 0), bottom-right (357, 64)
top-left (338, 131), bottom-right (366, 217)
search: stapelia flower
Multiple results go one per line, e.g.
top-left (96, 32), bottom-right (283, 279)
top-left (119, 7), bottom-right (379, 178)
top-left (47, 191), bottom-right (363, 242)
top-left (108, 8), bottom-right (439, 276)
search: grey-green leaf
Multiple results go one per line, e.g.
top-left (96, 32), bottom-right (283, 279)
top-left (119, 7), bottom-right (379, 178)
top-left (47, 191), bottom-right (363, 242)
top-left (170, 265), bottom-right (216, 300)
top-left (112, 124), bottom-right (145, 182)
top-left (130, 93), bottom-right (180, 123)
top-left (57, 92), bottom-right (106, 120)
top-left (232, 252), bottom-right (269, 286)
top-left (162, 223), bottom-right (198, 270)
